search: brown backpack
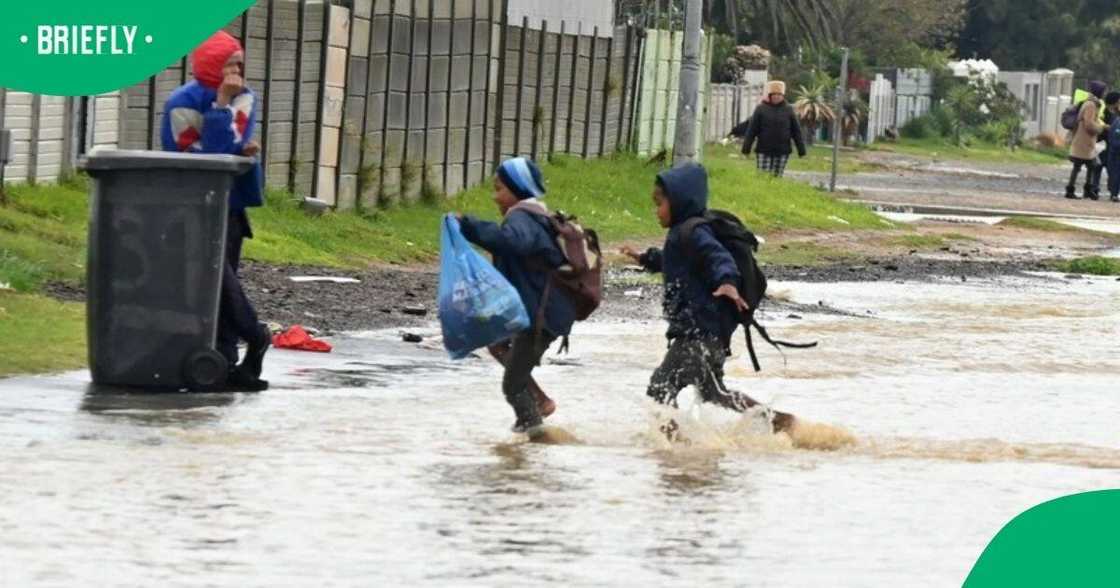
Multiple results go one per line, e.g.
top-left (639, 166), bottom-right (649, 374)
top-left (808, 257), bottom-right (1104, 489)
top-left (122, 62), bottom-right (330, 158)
top-left (544, 212), bottom-right (603, 320)
top-left (524, 210), bottom-right (603, 350)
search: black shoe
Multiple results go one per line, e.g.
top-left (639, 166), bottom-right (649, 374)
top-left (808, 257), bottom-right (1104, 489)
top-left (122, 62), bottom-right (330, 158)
top-left (1085, 191), bottom-right (1100, 201)
top-left (227, 366), bottom-right (269, 392)
top-left (1112, 195), bottom-right (1120, 203)
top-left (1065, 187), bottom-right (1080, 199)
top-left (242, 323), bottom-right (271, 380)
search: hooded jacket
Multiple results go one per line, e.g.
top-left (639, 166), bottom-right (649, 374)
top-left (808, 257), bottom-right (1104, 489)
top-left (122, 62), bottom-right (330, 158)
top-left (160, 31), bottom-right (262, 213)
top-left (732, 101), bottom-right (807, 157)
top-left (638, 163), bottom-right (741, 342)
top-left (459, 201), bottom-right (576, 338)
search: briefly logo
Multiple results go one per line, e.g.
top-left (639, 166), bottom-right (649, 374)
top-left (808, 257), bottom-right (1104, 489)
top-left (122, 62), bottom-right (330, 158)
top-left (20, 25), bottom-right (153, 55)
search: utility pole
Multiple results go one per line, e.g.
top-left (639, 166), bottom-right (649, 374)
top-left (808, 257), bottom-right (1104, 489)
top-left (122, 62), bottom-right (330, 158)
top-left (830, 47), bottom-right (849, 193)
top-left (673, 0), bottom-right (703, 165)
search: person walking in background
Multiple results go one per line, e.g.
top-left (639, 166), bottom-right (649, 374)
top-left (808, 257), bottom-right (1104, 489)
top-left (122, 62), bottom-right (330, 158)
top-left (730, 80), bottom-right (806, 178)
top-left (1067, 81), bottom-right (1108, 200)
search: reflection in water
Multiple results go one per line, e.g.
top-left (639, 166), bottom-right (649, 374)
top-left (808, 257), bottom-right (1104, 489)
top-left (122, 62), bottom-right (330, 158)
top-left (79, 384), bottom-right (239, 426)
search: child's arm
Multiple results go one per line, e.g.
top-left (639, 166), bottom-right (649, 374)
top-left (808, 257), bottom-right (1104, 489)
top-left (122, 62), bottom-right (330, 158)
top-left (621, 246), bottom-right (663, 273)
top-left (200, 91), bottom-right (257, 155)
top-left (459, 212), bottom-right (540, 258)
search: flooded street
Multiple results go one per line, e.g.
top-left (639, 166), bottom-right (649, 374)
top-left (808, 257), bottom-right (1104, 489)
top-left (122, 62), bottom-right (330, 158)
top-left (2, 274), bottom-right (1118, 586)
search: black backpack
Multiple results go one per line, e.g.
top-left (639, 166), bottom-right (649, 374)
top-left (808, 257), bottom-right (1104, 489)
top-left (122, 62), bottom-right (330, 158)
top-left (681, 210), bottom-right (817, 372)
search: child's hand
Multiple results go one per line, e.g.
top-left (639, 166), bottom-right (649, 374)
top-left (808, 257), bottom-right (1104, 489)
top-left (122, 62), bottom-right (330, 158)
top-left (619, 246), bottom-right (642, 263)
top-left (713, 284), bottom-right (750, 313)
top-left (241, 141), bottom-right (261, 157)
top-left (217, 74), bottom-right (245, 106)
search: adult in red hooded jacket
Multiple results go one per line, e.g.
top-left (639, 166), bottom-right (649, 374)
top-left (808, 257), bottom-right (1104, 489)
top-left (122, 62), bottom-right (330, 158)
top-left (161, 31), bottom-right (269, 391)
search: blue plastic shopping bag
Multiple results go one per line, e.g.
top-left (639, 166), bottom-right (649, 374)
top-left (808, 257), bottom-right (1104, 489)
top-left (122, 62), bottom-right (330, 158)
top-left (438, 215), bottom-right (531, 359)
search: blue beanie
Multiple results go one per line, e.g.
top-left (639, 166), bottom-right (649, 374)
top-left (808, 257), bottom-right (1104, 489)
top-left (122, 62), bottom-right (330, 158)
top-left (496, 157), bottom-right (546, 200)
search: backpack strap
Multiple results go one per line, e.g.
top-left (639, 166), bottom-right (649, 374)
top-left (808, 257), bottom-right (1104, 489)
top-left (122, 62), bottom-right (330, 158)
top-left (678, 216), bottom-right (710, 258)
top-left (741, 313), bottom-right (818, 372)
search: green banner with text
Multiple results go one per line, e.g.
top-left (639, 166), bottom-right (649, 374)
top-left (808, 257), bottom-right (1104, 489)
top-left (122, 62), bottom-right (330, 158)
top-left (1, 1), bottom-right (255, 95)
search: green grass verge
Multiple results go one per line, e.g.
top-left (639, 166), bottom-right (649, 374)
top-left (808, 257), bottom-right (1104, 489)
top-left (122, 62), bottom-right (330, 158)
top-left (998, 217), bottom-right (1120, 242)
top-left (0, 293), bottom-right (86, 377)
top-left (1053, 256), bottom-right (1120, 276)
top-left (0, 183), bottom-right (89, 292)
top-left (999, 217), bottom-right (1083, 233)
top-left (868, 137), bottom-right (1066, 166)
top-left (246, 148), bottom-right (885, 266)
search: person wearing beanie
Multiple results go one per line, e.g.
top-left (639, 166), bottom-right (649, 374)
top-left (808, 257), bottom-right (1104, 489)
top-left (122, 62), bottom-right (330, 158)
top-left (729, 79), bottom-right (806, 177)
top-left (457, 158), bottom-right (576, 436)
top-left (160, 31), bottom-right (271, 391)
top-left (1067, 81), bottom-right (1108, 200)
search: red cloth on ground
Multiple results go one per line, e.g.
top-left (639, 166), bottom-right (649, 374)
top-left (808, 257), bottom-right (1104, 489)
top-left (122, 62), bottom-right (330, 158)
top-left (273, 325), bottom-right (332, 353)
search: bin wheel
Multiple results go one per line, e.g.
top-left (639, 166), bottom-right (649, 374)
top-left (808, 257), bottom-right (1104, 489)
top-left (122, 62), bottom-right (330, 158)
top-left (183, 350), bottom-right (229, 390)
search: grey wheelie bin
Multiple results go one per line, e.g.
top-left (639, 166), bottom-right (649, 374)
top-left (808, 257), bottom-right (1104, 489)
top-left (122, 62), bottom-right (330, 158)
top-left (80, 150), bottom-right (253, 390)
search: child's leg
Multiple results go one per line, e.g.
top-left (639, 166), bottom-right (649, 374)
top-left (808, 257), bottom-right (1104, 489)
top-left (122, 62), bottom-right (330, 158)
top-left (647, 337), bottom-right (711, 407)
top-left (489, 341), bottom-right (556, 417)
top-left (501, 330), bottom-right (554, 429)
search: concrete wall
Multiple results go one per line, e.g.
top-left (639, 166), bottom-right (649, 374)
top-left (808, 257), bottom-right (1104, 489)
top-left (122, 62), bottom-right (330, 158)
top-left (635, 29), bottom-right (711, 157)
top-left (0, 90), bottom-right (74, 184)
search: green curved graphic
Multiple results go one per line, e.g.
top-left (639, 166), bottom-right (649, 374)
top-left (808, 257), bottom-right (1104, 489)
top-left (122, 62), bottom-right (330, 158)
top-left (964, 490), bottom-right (1120, 587)
top-left (1, 1), bottom-right (255, 96)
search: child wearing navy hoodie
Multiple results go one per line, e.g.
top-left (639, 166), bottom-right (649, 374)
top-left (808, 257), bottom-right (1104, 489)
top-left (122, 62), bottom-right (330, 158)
top-left (623, 163), bottom-right (793, 433)
top-left (457, 158), bottom-right (575, 436)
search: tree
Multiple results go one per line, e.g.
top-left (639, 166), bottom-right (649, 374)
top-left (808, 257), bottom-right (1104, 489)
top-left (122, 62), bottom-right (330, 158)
top-left (793, 84), bottom-right (835, 145)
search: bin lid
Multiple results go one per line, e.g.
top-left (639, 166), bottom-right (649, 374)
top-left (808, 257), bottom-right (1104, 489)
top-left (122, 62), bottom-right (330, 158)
top-left (79, 149), bottom-right (253, 174)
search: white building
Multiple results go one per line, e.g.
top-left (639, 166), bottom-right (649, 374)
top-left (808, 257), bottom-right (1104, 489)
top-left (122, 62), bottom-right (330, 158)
top-left (507, 0), bottom-right (615, 36)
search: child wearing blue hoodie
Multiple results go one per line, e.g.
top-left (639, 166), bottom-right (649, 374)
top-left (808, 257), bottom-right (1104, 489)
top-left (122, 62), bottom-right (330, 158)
top-left (623, 163), bottom-right (790, 432)
top-left (457, 158), bottom-right (575, 436)
top-left (161, 30), bottom-right (270, 391)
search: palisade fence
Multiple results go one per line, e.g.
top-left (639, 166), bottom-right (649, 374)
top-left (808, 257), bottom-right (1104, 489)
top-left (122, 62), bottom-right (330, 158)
top-left (0, 0), bottom-right (726, 209)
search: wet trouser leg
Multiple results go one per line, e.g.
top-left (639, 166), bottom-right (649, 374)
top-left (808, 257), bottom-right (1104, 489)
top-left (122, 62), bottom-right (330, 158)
top-left (647, 337), bottom-right (751, 410)
top-left (501, 330), bottom-right (555, 427)
top-left (1068, 159), bottom-right (1087, 195)
top-left (489, 342), bottom-right (554, 416)
top-left (216, 210), bottom-right (262, 366)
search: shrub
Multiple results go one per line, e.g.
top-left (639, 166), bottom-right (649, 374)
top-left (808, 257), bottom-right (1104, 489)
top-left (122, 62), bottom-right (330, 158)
top-left (901, 114), bottom-right (937, 139)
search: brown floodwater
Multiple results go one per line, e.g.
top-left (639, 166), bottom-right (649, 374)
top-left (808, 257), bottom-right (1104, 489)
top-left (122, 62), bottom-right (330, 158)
top-left (1, 273), bottom-right (1117, 586)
